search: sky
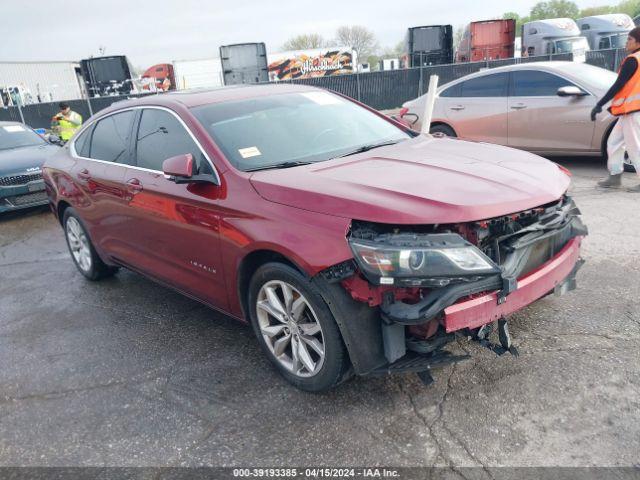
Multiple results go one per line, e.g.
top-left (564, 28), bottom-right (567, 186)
top-left (1, 0), bottom-right (608, 68)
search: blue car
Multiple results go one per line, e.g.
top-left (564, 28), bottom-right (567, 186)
top-left (0, 121), bottom-right (60, 213)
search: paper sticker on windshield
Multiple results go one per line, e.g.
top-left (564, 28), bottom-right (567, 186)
top-left (238, 146), bottom-right (262, 158)
top-left (3, 125), bottom-right (26, 133)
top-left (301, 92), bottom-right (342, 106)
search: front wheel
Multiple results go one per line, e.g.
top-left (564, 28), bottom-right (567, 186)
top-left (248, 262), bottom-right (351, 392)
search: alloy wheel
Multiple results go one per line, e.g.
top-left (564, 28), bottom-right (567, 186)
top-left (66, 217), bottom-right (92, 273)
top-left (256, 280), bottom-right (325, 378)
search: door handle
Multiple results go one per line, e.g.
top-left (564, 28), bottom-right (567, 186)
top-left (511, 103), bottom-right (527, 110)
top-left (450, 105), bottom-right (466, 111)
top-left (126, 178), bottom-right (143, 194)
top-left (77, 168), bottom-right (91, 181)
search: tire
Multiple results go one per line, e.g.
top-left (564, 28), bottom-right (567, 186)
top-left (63, 207), bottom-right (118, 281)
top-left (248, 262), bottom-right (351, 392)
top-left (429, 124), bottom-right (457, 138)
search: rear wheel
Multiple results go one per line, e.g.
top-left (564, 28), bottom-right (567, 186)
top-left (63, 208), bottom-right (118, 281)
top-left (248, 262), bottom-right (351, 392)
top-left (429, 124), bottom-right (457, 138)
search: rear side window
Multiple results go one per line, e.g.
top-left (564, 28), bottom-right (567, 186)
top-left (511, 71), bottom-right (578, 97)
top-left (440, 82), bottom-right (461, 98)
top-left (74, 126), bottom-right (92, 157)
top-left (88, 111), bottom-right (135, 163)
top-left (458, 73), bottom-right (508, 97)
top-left (135, 109), bottom-right (212, 174)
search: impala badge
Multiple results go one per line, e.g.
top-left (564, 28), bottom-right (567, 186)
top-left (190, 260), bottom-right (216, 274)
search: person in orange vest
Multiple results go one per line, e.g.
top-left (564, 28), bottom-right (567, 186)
top-left (594, 27), bottom-right (640, 190)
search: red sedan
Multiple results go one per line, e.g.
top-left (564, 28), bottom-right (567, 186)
top-left (42, 84), bottom-right (587, 391)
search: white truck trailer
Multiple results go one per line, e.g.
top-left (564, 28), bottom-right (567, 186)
top-left (522, 18), bottom-right (590, 62)
top-left (0, 61), bottom-right (85, 103)
top-left (172, 58), bottom-right (224, 90)
top-left (577, 14), bottom-right (634, 50)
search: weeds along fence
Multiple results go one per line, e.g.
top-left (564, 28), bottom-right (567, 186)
top-left (0, 49), bottom-right (623, 129)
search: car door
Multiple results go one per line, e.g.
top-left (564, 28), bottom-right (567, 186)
top-left (441, 72), bottom-right (509, 144)
top-left (69, 110), bottom-right (136, 259)
top-left (508, 69), bottom-right (596, 152)
top-left (120, 107), bottom-right (228, 310)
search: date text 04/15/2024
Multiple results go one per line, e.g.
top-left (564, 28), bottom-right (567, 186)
top-left (232, 468), bottom-right (400, 478)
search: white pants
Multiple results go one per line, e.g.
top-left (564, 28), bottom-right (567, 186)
top-left (607, 111), bottom-right (640, 176)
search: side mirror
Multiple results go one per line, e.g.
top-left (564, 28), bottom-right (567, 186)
top-left (163, 153), bottom-right (194, 178)
top-left (162, 153), bottom-right (219, 186)
top-left (557, 86), bottom-right (587, 97)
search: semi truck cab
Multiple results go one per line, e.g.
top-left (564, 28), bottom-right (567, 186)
top-left (577, 14), bottom-right (634, 50)
top-left (522, 18), bottom-right (590, 62)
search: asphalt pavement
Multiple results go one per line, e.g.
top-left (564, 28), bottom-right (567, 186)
top-left (0, 156), bottom-right (638, 469)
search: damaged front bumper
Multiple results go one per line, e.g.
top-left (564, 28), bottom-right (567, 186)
top-left (380, 202), bottom-right (587, 333)
top-left (443, 237), bottom-right (584, 333)
top-left (314, 196), bottom-right (587, 382)
top-left (382, 235), bottom-right (584, 332)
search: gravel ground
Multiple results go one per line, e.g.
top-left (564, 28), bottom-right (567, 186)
top-left (0, 156), bottom-right (638, 469)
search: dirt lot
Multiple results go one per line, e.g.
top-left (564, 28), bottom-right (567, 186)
top-left (0, 157), bottom-right (638, 468)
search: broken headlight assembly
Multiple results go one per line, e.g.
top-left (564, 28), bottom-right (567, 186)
top-left (348, 233), bottom-right (501, 287)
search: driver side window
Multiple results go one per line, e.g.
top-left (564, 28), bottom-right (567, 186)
top-left (135, 109), bottom-right (212, 174)
top-left (510, 70), bottom-right (581, 97)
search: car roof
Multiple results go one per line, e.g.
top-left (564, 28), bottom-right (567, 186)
top-left (0, 121), bottom-right (24, 127)
top-left (438, 61), bottom-right (605, 90)
top-left (103, 83), bottom-right (322, 113)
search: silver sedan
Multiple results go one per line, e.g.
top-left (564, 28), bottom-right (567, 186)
top-left (399, 62), bottom-right (621, 163)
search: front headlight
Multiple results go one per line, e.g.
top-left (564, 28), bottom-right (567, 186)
top-left (349, 233), bottom-right (500, 287)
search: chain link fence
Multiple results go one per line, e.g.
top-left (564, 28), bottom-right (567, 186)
top-left (0, 50), bottom-right (620, 129)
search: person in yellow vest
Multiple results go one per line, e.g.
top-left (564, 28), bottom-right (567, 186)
top-left (51, 102), bottom-right (82, 142)
top-left (594, 27), bottom-right (640, 190)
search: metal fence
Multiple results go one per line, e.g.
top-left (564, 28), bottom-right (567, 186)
top-left (280, 52), bottom-right (575, 110)
top-left (0, 50), bottom-right (621, 129)
top-left (585, 47), bottom-right (626, 72)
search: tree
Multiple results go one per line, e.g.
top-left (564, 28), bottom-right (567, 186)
top-left (453, 26), bottom-right (466, 50)
top-left (579, 6), bottom-right (615, 16)
top-left (503, 11), bottom-right (529, 32)
top-left (281, 34), bottom-right (326, 51)
top-left (335, 26), bottom-right (379, 62)
top-left (380, 40), bottom-right (404, 59)
top-left (617, 0), bottom-right (640, 18)
top-left (529, 0), bottom-right (580, 20)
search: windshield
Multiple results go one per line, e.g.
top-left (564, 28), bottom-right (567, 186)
top-left (610, 33), bottom-right (627, 49)
top-left (0, 124), bottom-right (45, 151)
top-left (564, 63), bottom-right (617, 91)
top-left (554, 38), bottom-right (588, 53)
top-left (192, 91), bottom-right (410, 171)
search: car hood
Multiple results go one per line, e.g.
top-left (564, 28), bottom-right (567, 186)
top-left (0, 144), bottom-right (60, 176)
top-left (249, 136), bottom-right (570, 224)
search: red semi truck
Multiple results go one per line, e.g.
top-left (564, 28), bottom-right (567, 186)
top-left (141, 63), bottom-right (175, 91)
top-left (455, 19), bottom-right (516, 62)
